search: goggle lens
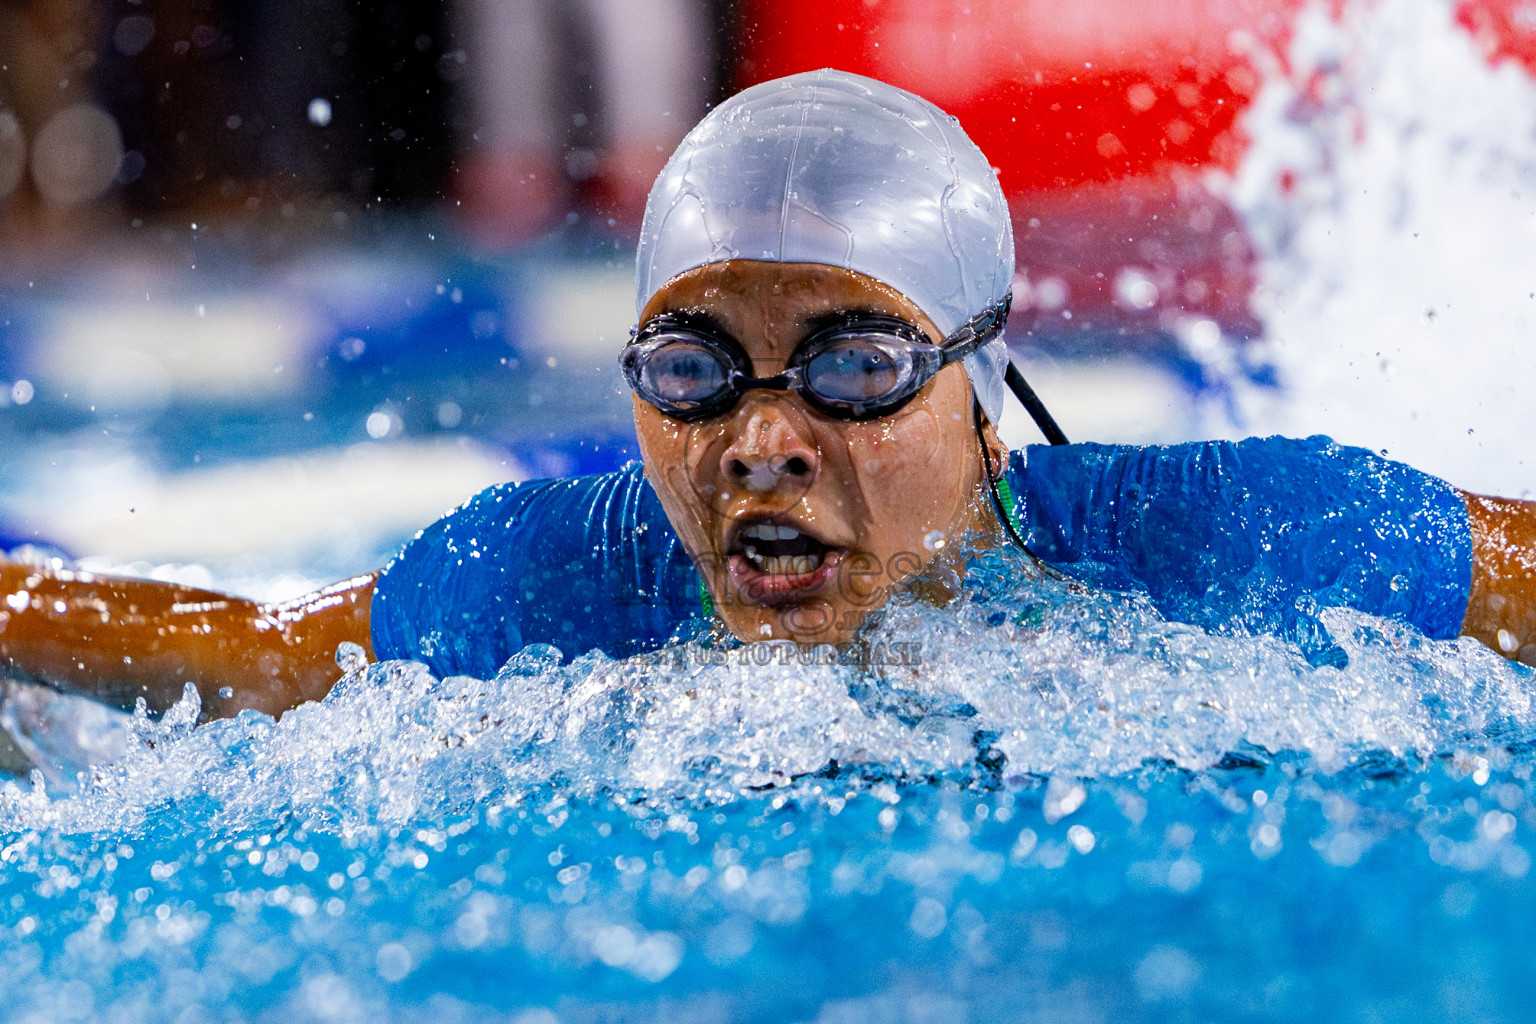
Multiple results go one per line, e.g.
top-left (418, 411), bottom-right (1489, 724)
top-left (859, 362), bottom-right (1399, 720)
top-left (802, 336), bottom-right (914, 406)
top-left (639, 337), bottom-right (733, 409)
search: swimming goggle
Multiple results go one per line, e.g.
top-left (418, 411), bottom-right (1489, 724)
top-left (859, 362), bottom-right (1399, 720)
top-left (621, 296), bottom-right (1011, 422)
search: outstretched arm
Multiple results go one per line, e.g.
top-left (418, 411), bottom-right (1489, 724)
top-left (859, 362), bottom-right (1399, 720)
top-left (0, 562), bottom-right (375, 721)
top-left (1462, 492), bottom-right (1536, 662)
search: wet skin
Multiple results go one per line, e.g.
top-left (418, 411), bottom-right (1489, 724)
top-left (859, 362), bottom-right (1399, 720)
top-left (1463, 494), bottom-right (1536, 663)
top-left (633, 260), bottom-right (1009, 648)
top-left (0, 564), bottom-right (374, 720)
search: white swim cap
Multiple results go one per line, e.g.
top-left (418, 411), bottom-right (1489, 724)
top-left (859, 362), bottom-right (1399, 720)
top-left (634, 68), bottom-right (1015, 423)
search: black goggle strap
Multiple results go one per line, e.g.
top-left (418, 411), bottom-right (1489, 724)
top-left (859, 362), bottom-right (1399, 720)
top-left (957, 292), bottom-right (1069, 447)
top-left (1005, 362), bottom-right (1069, 446)
top-left (945, 292), bottom-right (1011, 349)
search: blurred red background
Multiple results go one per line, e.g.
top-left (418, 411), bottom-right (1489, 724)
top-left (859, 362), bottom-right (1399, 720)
top-left (734, 0), bottom-right (1536, 347)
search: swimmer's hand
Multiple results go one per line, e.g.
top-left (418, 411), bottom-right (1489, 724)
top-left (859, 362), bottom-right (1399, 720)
top-left (0, 563), bottom-right (375, 721)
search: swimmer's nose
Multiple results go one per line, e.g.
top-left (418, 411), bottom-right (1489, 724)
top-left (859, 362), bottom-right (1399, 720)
top-left (719, 399), bottom-right (819, 493)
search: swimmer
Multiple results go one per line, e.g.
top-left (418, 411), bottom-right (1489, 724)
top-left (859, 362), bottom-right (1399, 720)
top-left (3, 68), bottom-right (1536, 721)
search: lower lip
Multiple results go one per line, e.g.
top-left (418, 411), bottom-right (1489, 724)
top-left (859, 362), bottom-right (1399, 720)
top-left (726, 549), bottom-right (846, 607)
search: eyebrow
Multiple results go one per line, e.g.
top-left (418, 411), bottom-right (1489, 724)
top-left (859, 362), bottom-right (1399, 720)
top-left (800, 308), bottom-right (899, 334)
top-left (647, 307), bottom-right (918, 348)
top-left (647, 309), bottom-right (731, 335)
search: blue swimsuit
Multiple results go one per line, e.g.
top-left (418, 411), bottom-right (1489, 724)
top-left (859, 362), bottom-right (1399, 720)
top-left (370, 436), bottom-right (1473, 679)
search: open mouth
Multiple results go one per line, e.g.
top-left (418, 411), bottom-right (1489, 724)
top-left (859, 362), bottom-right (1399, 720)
top-left (725, 521), bottom-right (846, 606)
top-left (740, 522), bottom-right (830, 575)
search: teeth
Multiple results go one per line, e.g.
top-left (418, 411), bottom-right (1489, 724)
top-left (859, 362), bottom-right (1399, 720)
top-left (753, 553), bottom-right (822, 576)
top-left (736, 524), bottom-right (822, 576)
top-left (743, 523), bottom-right (803, 541)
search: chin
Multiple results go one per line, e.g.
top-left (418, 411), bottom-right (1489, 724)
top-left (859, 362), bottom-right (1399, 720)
top-left (718, 601), bottom-right (867, 648)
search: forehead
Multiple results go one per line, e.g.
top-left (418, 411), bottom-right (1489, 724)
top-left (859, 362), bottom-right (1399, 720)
top-left (640, 261), bottom-right (939, 337)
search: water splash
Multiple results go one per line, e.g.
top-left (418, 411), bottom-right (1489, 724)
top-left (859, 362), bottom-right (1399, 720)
top-left (1227, 0), bottom-right (1536, 496)
top-left (1, 547), bottom-right (1527, 841)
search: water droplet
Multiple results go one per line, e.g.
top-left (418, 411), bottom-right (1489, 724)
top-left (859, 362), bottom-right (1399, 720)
top-left (307, 98), bottom-right (333, 127)
top-left (334, 642), bottom-right (368, 673)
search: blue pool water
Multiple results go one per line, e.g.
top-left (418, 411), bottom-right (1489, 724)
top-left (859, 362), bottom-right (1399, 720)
top-left (2, 554), bottom-right (1535, 1022)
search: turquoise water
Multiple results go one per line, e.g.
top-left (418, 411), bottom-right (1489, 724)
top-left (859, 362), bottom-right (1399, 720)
top-left (2, 555), bottom-right (1533, 1022)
